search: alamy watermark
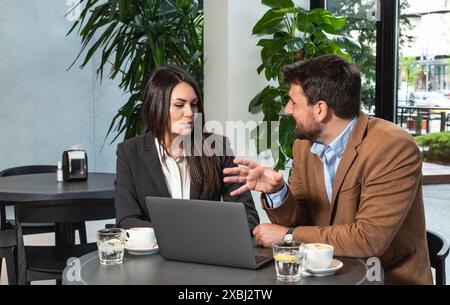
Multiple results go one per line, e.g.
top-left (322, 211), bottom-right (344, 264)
top-left (169, 114), bottom-right (280, 162)
top-left (65, 257), bottom-right (81, 282)
top-left (365, 257), bottom-right (382, 282)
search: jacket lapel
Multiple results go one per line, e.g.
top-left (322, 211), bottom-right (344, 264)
top-left (313, 154), bottom-right (330, 206)
top-left (329, 113), bottom-right (368, 223)
top-left (142, 132), bottom-right (171, 197)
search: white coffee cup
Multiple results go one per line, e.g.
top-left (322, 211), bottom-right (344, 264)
top-left (305, 243), bottom-right (334, 269)
top-left (125, 227), bottom-right (156, 249)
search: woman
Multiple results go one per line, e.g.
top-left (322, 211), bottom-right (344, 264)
top-left (115, 66), bottom-right (259, 231)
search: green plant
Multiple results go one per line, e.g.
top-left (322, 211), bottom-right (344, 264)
top-left (67, 0), bottom-right (204, 143)
top-left (415, 132), bottom-right (450, 165)
top-left (249, 0), bottom-right (360, 170)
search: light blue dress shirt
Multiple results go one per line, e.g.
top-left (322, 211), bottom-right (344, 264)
top-left (267, 116), bottom-right (358, 208)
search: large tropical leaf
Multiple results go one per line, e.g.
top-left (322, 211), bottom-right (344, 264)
top-left (323, 31), bottom-right (362, 50)
top-left (285, 37), bottom-right (304, 52)
top-left (311, 8), bottom-right (347, 30)
top-left (262, 0), bottom-right (294, 9)
top-left (253, 9), bottom-right (285, 35)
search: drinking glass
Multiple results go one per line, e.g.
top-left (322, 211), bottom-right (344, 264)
top-left (273, 241), bottom-right (307, 282)
top-left (96, 228), bottom-right (125, 265)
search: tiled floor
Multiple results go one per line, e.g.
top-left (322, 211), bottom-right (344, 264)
top-left (2, 185), bottom-right (450, 285)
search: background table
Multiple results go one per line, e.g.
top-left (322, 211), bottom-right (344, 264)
top-left (63, 251), bottom-right (384, 285)
top-left (0, 172), bottom-right (115, 284)
top-left (0, 173), bottom-right (115, 203)
top-left (397, 105), bottom-right (450, 133)
top-left (0, 172), bottom-right (115, 239)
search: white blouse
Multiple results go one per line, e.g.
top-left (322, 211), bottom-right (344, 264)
top-left (154, 138), bottom-right (190, 199)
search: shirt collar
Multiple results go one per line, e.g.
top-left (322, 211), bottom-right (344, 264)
top-left (154, 138), bottom-right (186, 164)
top-left (311, 116), bottom-right (358, 159)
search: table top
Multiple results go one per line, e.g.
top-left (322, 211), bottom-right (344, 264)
top-left (63, 251), bottom-right (383, 285)
top-left (0, 172), bottom-right (115, 202)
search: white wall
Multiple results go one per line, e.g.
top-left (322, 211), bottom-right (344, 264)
top-left (0, 0), bottom-right (124, 173)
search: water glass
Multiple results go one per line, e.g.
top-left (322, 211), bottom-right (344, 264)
top-left (273, 241), bottom-right (307, 282)
top-left (96, 228), bottom-right (125, 265)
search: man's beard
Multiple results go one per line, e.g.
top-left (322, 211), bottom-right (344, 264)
top-left (295, 120), bottom-right (321, 141)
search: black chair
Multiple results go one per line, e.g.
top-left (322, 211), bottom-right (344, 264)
top-left (427, 229), bottom-right (450, 285)
top-left (15, 198), bottom-right (115, 284)
top-left (0, 165), bottom-right (87, 244)
top-left (0, 229), bottom-right (17, 285)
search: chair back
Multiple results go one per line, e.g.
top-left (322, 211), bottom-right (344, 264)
top-left (427, 229), bottom-right (450, 285)
top-left (13, 198), bottom-right (115, 283)
top-left (0, 165), bottom-right (56, 177)
top-left (0, 165), bottom-right (58, 230)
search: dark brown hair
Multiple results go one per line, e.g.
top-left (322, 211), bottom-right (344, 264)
top-left (283, 54), bottom-right (361, 118)
top-left (141, 66), bottom-right (222, 196)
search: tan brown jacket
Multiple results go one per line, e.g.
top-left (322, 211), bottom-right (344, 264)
top-left (263, 113), bottom-right (432, 284)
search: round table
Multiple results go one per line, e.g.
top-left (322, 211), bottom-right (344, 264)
top-left (0, 173), bottom-right (115, 202)
top-left (0, 172), bottom-right (115, 244)
top-left (0, 172), bottom-right (116, 284)
top-left (63, 251), bottom-right (384, 285)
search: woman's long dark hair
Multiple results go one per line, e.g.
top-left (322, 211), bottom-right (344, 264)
top-left (141, 66), bottom-right (222, 196)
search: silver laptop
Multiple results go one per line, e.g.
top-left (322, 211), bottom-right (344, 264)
top-left (145, 196), bottom-right (273, 269)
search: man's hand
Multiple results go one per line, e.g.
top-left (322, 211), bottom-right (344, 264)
top-left (223, 158), bottom-right (285, 196)
top-left (252, 224), bottom-right (289, 248)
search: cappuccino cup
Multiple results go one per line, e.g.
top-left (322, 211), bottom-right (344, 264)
top-left (305, 243), bottom-right (334, 269)
top-left (125, 227), bottom-right (157, 249)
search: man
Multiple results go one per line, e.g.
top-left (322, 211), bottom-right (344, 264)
top-left (224, 55), bottom-right (432, 284)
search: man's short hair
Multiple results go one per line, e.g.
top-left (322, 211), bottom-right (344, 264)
top-left (282, 54), bottom-right (361, 119)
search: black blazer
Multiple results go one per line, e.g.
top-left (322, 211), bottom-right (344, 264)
top-left (115, 132), bottom-right (260, 231)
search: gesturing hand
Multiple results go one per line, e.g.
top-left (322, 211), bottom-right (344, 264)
top-left (223, 158), bottom-right (285, 196)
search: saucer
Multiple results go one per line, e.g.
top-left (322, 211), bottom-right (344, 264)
top-left (302, 259), bottom-right (343, 277)
top-left (125, 245), bottom-right (159, 255)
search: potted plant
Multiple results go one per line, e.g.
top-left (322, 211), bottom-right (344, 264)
top-left (67, 0), bottom-right (204, 143)
top-left (415, 132), bottom-right (450, 165)
top-left (249, 0), bottom-right (360, 169)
